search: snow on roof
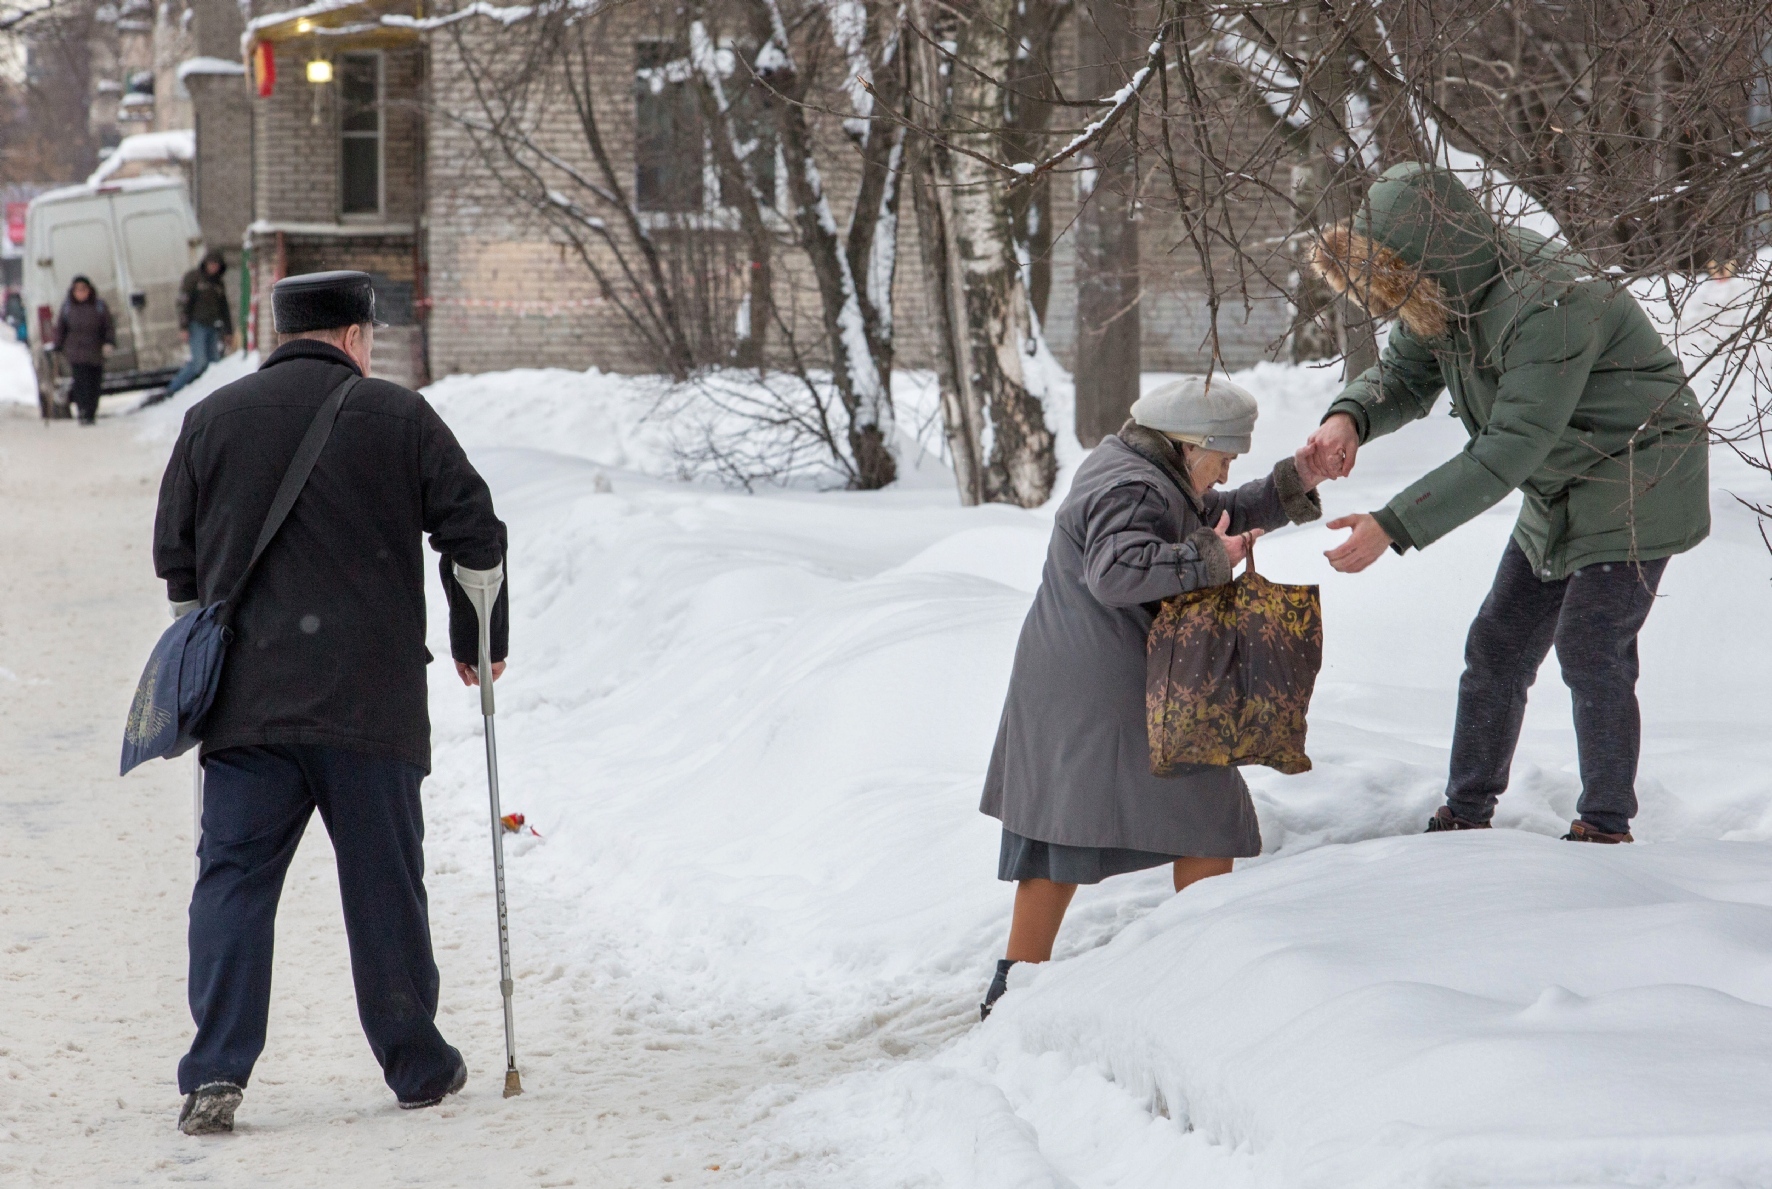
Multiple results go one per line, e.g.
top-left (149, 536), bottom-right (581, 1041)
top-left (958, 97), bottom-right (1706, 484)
top-left (242, 0), bottom-right (365, 39)
top-left (381, 1), bottom-right (534, 31)
top-left (85, 130), bottom-right (195, 186)
top-left (177, 55), bottom-right (247, 81)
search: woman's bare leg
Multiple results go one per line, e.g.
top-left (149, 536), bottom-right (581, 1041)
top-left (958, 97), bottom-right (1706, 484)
top-left (1005, 878), bottom-right (1079, 963)
top-left (1173, 856), bottom-right (1234, 893)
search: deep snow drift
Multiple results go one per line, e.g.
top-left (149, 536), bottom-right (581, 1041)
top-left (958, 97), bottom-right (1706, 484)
top-left (120, 325), bottom-right (1772, 1185)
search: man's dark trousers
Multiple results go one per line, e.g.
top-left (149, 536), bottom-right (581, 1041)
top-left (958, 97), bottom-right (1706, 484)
top-left (179, 744), bottom-right (463, 1102)
top-left (1446, 539), bottom-right (1668, 834)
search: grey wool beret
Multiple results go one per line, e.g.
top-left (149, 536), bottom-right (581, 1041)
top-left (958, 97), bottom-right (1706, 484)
top-left (1129, 375), bottom-right (1260, 453)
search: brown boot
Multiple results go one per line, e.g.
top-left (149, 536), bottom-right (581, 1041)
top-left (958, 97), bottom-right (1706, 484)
top-left (1424, 806), bottom-right (1491, 833)
top-left (1563, 820), bottom-right (1633, 844)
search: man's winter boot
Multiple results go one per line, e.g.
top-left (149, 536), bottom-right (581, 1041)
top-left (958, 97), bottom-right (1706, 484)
top-left (1563, 820), bottom-right (1633, 844)
top-left (980, 959), bottom-right (1017, 1021)
top-left (177, 1082), bottom-right (243, 1135)
top-left (1424, 806), bottom-right (1491, 833)
top-left (399, 1056), bottom-right (468, 1110)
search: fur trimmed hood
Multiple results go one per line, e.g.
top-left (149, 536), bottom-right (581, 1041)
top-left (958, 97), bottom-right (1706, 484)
top-left (1310, 163), bottom-right (1525, 340)
top-left (1311, 225), bottom-right (1450, 340)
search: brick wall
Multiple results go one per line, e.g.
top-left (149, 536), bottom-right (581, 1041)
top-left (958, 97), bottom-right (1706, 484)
top-left (252, 43), bottom-right (423, 227)
top-left (419, 2), bottom-right (1297, 389)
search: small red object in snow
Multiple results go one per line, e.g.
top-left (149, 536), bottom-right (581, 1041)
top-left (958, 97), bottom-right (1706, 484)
top-left (499, 813), bottom-right (542, 838)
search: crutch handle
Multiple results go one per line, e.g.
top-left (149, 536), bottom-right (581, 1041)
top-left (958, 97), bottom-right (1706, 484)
top-left (453, 560), bottom-right (503, 716)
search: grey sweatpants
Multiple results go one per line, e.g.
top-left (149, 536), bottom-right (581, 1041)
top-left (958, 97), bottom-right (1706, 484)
top-left (1445, 539), bottom-right (1667, 834)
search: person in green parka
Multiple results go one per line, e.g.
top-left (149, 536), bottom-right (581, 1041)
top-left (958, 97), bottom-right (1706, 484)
top-left (1301, 163), bottom-right (1710, 844)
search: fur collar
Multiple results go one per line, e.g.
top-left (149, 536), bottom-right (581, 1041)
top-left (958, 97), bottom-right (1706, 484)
top-left (1117, 421), bottom-right (1203, 511)
top-left (1311, 224), bottom-right (1451, 340)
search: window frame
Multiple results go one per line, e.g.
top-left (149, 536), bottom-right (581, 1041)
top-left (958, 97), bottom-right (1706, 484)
top-left (338, 50), bottom-right (385, 221)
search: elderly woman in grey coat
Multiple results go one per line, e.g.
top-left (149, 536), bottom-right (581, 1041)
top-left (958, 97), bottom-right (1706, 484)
top-left (978, 377), bottom-right (1330, 1017)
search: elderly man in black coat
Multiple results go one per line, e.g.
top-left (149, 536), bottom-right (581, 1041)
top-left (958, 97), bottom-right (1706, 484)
top-left (153, 271), bottom-right (509, 1134)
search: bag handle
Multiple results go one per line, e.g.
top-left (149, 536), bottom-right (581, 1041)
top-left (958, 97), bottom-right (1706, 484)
top-left (1241, 533), bottom-right (1257, 577)
top-left (218, 372), bottom-right (360, 626)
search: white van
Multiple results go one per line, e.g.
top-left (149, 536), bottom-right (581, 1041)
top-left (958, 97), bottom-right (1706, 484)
top-left (24, 176), bottom-right (204, 414)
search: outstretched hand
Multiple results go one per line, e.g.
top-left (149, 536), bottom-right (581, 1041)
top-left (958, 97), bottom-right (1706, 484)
top-left (457, 660), bottom-right (508, 687)
top-left (1212, 511), bottom-right (1262, 567)
top-left (1324, 514), bottom-right (1392, 573)
top-left (1303, 413), bottom-right (1361, 480)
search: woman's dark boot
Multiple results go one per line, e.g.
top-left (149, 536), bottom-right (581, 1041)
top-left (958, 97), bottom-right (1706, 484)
top-left (1563, 820), bottom-right (1633, 843)
top-left (979, 958), bottom-right (1017, 1021)
top-left (1424, 806), bottom-right (1490, 833)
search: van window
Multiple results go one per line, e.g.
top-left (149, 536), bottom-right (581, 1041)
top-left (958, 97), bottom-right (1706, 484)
top-left (49, 219), bottom-right (117, 298)
top-left (340, 53), bottom-right (382, 217)
top-left (121, 211), bottom-right (187, 287)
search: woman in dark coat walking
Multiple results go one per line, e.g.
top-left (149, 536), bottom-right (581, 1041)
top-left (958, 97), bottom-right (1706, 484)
top-left (978, 376), bottom-right (1330, 1017)
top-left (52, 276), bottom-right (115, 424)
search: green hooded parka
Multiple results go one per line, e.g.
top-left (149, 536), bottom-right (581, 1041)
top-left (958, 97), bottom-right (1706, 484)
top-left (1325, 164), bottom-right (1710, 579)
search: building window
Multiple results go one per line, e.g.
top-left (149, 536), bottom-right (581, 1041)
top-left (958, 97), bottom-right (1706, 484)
top-left (634, 42), bottom-right (702, 213)
top-left (634, 41), bottom-right (778, 216)
top-left (340, 52), bottom-right (382, 217)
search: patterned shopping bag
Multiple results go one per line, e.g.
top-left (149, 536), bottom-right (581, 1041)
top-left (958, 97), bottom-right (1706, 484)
top-left (1146, 544), bottom-right (1323, 775)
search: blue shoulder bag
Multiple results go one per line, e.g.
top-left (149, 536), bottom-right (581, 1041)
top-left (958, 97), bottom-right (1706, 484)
top-left (121, 374), bottom-right (360, 775)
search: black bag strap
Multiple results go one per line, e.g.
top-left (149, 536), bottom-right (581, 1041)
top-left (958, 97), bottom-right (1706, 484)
top-left (219, 372), bottom-right (360, 623)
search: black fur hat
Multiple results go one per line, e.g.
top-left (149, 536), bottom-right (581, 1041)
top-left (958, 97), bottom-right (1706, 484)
top-left (272, 270), bottom-right (385, 334)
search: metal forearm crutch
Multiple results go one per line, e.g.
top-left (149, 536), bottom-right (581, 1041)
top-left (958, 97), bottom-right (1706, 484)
top-left (454, 561), bottom-right (523, 1099)
top-left (193, 757), bottom-right (203, 880)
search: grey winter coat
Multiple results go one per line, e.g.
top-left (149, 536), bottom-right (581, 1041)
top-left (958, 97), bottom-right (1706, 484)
top-left (979, 425), bottom-right (1321, 857)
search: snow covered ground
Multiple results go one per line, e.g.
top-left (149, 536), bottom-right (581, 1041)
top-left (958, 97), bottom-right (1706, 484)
top-left (402, 356), bottom-right (1772, 1187)
top-left (12, 314), bottom-right (1772, 1185)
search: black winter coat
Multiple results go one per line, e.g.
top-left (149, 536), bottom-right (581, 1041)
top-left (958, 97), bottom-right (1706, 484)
top-left (153, 339), bottom-right (508, 771)
top-left (178, 252), bottom-right (233, 334)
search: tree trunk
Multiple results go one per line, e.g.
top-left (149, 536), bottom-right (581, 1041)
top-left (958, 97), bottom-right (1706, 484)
top-left (1288, 162), bottom-right (1342, 364)
top-left (1296, 1), bottom-right (1377, 379)
top-left (744, 0), bottom-right (896, 488)
top-left (687, 15), bottom-right (773, 369)
top-left (1073, 0), bottom-right (1143, 447)
top-left (909, 133), bottom-right (987, 505)
top-left (944, 0), bottom-right (1056, 506)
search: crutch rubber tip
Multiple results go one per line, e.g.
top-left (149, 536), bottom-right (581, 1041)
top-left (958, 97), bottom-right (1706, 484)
top-left (503, 1068), bottom-right (523, 1098)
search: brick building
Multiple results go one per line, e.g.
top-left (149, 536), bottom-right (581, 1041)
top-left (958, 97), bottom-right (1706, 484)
top-left (233, 1), bottom-right (429, 385)
top-left (419, 4), bottom-right (1294, 383)
top-left (214, 0), bottom-right (1295, 410)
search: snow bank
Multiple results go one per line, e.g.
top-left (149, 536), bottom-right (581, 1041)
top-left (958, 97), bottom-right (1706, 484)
top-left (132, 351), bottom-right (259, 437)
top-left (0, 338), bottom-right (38, 405)
top-left (401, 350), bottom-right (1772, 1185)
top-left (777, 833), bottom-right (1772, 1188)
top-left (426, 365), bottom-right (950, 489)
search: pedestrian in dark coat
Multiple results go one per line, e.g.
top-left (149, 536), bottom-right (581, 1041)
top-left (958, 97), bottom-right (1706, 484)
top-left (977, 376), bottom-right (1329, 1018)
top-left (1303, 163), bottom-right (1711, 843)
top-left (51, 275), bottom-right (114, 424)
top-left (153, 270), bottom-right (509, 1135)
top-left (165, 249), bottom-right (234, 397)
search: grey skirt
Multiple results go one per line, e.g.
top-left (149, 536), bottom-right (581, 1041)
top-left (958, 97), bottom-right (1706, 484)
top-left (997, 828), bottom-right (1181, 885)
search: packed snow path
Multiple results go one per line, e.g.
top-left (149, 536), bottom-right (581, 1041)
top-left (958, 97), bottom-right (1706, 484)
top-left (0, 404), bottom-right (961, 1186)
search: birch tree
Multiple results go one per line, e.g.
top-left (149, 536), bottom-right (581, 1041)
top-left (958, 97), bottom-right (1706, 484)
top-left (906, 0), bottom-right (1057, 508)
